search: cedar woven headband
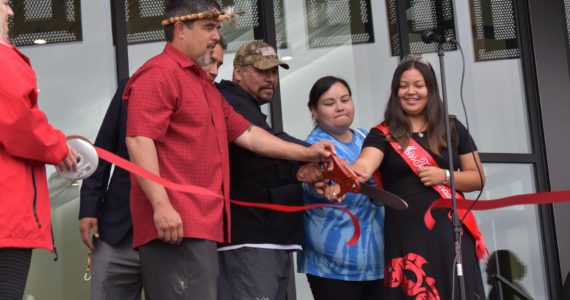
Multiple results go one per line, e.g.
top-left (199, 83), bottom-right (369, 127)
top-left (161, 7), bottom-right (242, 27)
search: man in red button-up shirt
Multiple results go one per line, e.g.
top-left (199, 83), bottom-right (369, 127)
top-left (124, 1), bottom-right (333, 299)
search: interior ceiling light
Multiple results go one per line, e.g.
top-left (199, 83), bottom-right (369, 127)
top-left (34, 39), bottom-right (47, 45)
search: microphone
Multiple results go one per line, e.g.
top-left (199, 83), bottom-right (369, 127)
top-left (421, 30), bottom-right (456, 44)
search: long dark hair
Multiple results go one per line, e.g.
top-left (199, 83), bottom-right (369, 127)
top-left (384, 57), bottom-right (456, 154)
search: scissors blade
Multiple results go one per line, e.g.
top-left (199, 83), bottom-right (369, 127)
top-left (359, 183), bottom-right (409, 210)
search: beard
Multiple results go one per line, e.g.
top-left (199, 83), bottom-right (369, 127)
top-left (196, 42), bottom-right (217, 67)
top-left (256, 87), bottom-right (274, 104)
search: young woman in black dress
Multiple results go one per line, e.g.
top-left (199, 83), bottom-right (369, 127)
top-left (326, 54), bottom-right (486, 299)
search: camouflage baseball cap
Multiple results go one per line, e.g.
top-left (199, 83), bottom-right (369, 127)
top-left (234, 41), bottom-right (289, 70)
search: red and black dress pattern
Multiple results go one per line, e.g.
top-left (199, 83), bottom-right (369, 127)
top-left (363, 123), bottom-right (485, 299)
top-left (385, 253), bottom-right (440, 300)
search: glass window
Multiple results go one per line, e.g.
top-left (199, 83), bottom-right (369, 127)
top-left (469, 164), bottom-right (547, 299)
top-left (386, 0), bottom-right (458, 55)
top-left (8, 0), bottom-right (83, 47)
top-left (12, 0), bottom-right (547, 298)
top-left (442, 0), bottom-right (531, 153)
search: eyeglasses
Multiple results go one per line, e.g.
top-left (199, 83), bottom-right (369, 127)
top-left (399, 54), bottom-right (430, 66)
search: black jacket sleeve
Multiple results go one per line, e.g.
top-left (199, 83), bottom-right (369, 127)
top-left (78, 80), bottom-right (128, 219)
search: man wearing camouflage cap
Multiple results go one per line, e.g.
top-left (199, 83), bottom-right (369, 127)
top-left (217, 41), bottom-right (321, 299)
top-left (221, 40), bottom-right (290, 106)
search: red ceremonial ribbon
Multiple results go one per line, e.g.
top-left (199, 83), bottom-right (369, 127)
top-left (94, 147), bottom-right (361, 246)
top-left (424, 191), bottom-right (570, 225)
top-left (375, 124), bottom-right (488, 260)
top-left (230, 200), bottom-right (361, 246)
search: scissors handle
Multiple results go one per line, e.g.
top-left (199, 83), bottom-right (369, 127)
top-left (322, 154), bottom-right (360, 197)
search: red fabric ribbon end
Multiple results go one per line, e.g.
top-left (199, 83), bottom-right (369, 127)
top-left (476, 239), bottom-right (490, 262)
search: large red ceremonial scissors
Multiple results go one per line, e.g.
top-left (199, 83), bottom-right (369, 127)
top-left (322, 154), bottom-right (409, 210)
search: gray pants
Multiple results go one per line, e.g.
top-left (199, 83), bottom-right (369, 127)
top-left (139, 238), bottom-right (219, 300)
top-left (218, 248), bottom-right (292, 300)
top-left (91, 233), bottom-right (143, 300)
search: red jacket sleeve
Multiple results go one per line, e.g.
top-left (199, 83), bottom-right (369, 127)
top-left (0, 47), bottom-right (68, 165)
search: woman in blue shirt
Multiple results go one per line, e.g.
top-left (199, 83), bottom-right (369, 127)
top-left (297, 76), bottom-right (385, 299)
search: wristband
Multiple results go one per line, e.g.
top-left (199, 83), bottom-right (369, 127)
top-left (444, 169), bottom-right (450, 184)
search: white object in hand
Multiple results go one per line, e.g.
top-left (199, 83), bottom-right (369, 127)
top-left (58, 138), bottom-right (98, 180)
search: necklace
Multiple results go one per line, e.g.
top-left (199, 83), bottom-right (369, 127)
top-left (416, 122), bottom-right (427, 138)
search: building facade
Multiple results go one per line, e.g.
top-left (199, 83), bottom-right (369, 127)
top-left (10, 0), bottom-right (570, 298)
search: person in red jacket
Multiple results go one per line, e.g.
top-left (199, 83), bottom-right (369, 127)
top-left (0, 1), bottom-right (77, 299)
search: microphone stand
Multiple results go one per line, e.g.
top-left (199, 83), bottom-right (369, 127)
top-left (436, 42), bottom-right (467, 300)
